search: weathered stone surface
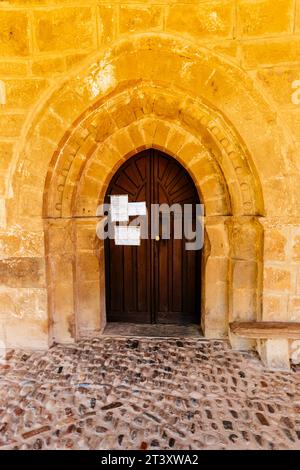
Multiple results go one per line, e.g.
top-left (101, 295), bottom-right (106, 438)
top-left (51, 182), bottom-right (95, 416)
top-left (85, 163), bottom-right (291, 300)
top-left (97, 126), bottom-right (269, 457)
top-left (33, 7), bottom-right (96, 52)
top-left (264, 228), bottom-right (287, 261)
top-left (296, 0), bottom-right (300, 32)
top-left (0, 117), bottom-right (24, 141)
top-left (263, 295), bottom-right (289, 321)
top-left (242, 38), bottom-right (300, 67)
top-left (264, 267), bottom-right (291, 292)
top-left (238, 0), bottom-right (294, 37)
top-left (97, 6), bottom-right (115, 44)
top-left (166, 1), bottom-right (234, 39)
top-left (119, 5), bottom-right (163, 33)
top-left (292, 236), bottom-right (300, 261)
top-left (256, 68), bottom-right (300, 107)
top-left (0, 258), bottom-right (45, 288)
top-left (5, 79), bottom-right (48, 109)
top-left (31, 57), bottom-right (66, 77)
top-left (0, 11), bottom-right (29, 57)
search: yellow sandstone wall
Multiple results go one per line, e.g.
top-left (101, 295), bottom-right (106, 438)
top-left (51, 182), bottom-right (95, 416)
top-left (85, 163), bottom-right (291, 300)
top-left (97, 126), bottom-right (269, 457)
top-left (0, 0), bottom-right (300, 368)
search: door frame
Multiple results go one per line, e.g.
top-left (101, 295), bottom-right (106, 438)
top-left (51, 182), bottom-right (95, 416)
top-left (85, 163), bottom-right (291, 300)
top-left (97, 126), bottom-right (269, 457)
top-left (104, 148), bottom-right (201, 325)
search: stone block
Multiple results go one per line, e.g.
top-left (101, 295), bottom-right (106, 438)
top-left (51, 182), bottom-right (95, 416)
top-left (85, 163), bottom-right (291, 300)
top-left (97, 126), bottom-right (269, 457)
top-left (292, 236), bottom-right (300, 261)
top-left (37, 110), bottom-right (66, 143)
top-left (76, 223), bottom-right (98, 251)
top-left (98, 5), bottom-right (116, 45)
top-left (19, 187), bottom-right (43, 217)
top-left (201, 176), bottom-right (226, 199)
top-left (0, 142), bottom-right (14, 170)
top-left (263, 294), bottom-right (289, 321)
top-left (0, 228), bottom-right (44, 258)
top-left (33, 7), bottom-right (95, 53)
top-left (0, 60), bottom-right (28, 76)
top-left (259, 338), bottom-right (290, 370)
top-left (205, 223), bottom-right (229, 257)
top-left (5, 316), bottom-right (49, 350)
top-left (290, 339), bottom-right (300, 364)
top-left (113, 128), bottom-right (135, 157)
top-left (242, 39), bottom-right (300, 68)
top-left (230, 218), bottom-right (263, 261)
top-left (166, 1), bottom-right (234, 39)
top-left (49, 85), bottom-right (87, 125)
top-left (127, 123), bottom-right (145, 150)
top-left (178, 141), bottom-right (207, 168)
top-left (31, 57), bottom-right (66, 77)
top-left (264, 228), bottom-right (287, 261)
top-left (297, 270), bottom-right (300, 295)
top-left (296, 0), bottom-right (300, 32)
top-left (65, 52), bottom-right (88, 69)
top-left (231, 287), bottom-right (257, 321)
top-left (77, 281), bottom-right (101, 333)
top-left (189, 156), bottom-right (216, 181)
top-left (203, 280), bottom-right (228, 336)
top-left (205, 196), bottom-right (229, 216)
top-left (141, 118), bottom-right (157, 145)
top-left (0, 287), bottom-right (47, 321)
top-left (48, 254), bottom-right (73, 286)
top-left (0, 257), bottom-right (45, 288)
top-left (263, 178), bottom-right (291, 217)
top-left (264, 267), bottom-right (291, 292)
top-left (153, 121), bottom-right (170, 148)
top-left (76, 253), bottom-right (99, 282)
top-left (205, 257), bottom-right (228, 283)
top-left (211, 41), bottom-right (238, 59)
top-left (80, 176), bottom-right (101, 201)
top-left (153, 94), bottom-right (180, 120)
top-left (229, 331), bottom-right (256, 351)
top-left (0, 170), bottom-right (7, 197)
top-left (0, 116), bottom-right (24, 138)
top-left (94, 113), bottom-right (117, 143)
top-left (46, 220), bottom-right (73, 254)
top-left (119, 5), bottom-right (163, 33)
top-left (5, 79), bottom-right (47, 109)
top-left (284, 109), bottom-right (300, 140)
top-left (0, 10), bottom-right (29, 56)
top-left (232, 260), bottom-right (258, 289)
top-left (51, 282), bottom-right (75, 343)
top-left (256, 68), bottom-right (300, 107)
top-left (238, 0), bottom-right (293, 37)
top-left (289, 296), bottom-right (300, 321)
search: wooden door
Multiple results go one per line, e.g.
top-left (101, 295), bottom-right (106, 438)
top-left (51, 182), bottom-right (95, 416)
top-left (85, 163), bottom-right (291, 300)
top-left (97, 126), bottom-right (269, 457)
top-left (105, 149), bottom-right (200, 324)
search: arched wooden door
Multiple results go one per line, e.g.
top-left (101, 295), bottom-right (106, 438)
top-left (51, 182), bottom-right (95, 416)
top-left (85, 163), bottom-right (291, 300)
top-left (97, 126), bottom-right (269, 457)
top-left (105, 149), bottom-right (201, 324)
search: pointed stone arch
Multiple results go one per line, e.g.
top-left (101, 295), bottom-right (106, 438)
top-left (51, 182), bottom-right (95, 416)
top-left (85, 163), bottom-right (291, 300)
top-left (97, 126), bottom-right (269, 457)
top-left (41, 85), bottom-right (264, 344)
top-left (8, 32), bottom-right (287, 349)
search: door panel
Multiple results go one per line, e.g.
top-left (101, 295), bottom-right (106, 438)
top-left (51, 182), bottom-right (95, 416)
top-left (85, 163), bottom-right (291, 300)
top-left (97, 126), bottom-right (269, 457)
top-left (105, 151), bottom-right (152, 323)
top-left (105, 149), bottom-right (200, 324)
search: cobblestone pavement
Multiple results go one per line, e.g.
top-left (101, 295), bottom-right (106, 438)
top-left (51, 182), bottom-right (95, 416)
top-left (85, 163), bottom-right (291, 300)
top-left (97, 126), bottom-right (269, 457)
top-left (0, 337), bottom-right (300, 450)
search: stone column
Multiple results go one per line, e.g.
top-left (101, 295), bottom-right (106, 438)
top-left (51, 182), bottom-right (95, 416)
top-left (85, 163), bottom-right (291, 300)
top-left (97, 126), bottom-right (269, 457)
top-left (202, 216), bottom-right (230, 338)
top-left (45, 218), bottom-right (75, 344)
top-left (74, 218), bottom-right (103, 337)
top-left (228, 216), bottom-right (263, 350)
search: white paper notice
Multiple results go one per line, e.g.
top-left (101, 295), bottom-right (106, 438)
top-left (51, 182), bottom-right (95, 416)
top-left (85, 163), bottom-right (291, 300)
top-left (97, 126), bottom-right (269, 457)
top-left (110, 195), bottom-right (128, 222)
top-left (128, 201), bottom-right (147, 216)
top-left (114, 226), bottom-right (141, 246)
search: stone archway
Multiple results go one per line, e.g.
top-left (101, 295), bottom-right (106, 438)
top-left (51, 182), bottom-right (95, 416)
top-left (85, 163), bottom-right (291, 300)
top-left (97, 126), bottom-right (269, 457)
top-left (9, 32), bottom-right (282, 355)
top-left (42, 85), bottom-right (263, 346)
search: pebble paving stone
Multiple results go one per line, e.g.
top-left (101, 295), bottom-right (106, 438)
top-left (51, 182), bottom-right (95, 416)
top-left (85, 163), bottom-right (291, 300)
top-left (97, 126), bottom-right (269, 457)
top-left (0, 337), bottom-right (300, 450)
